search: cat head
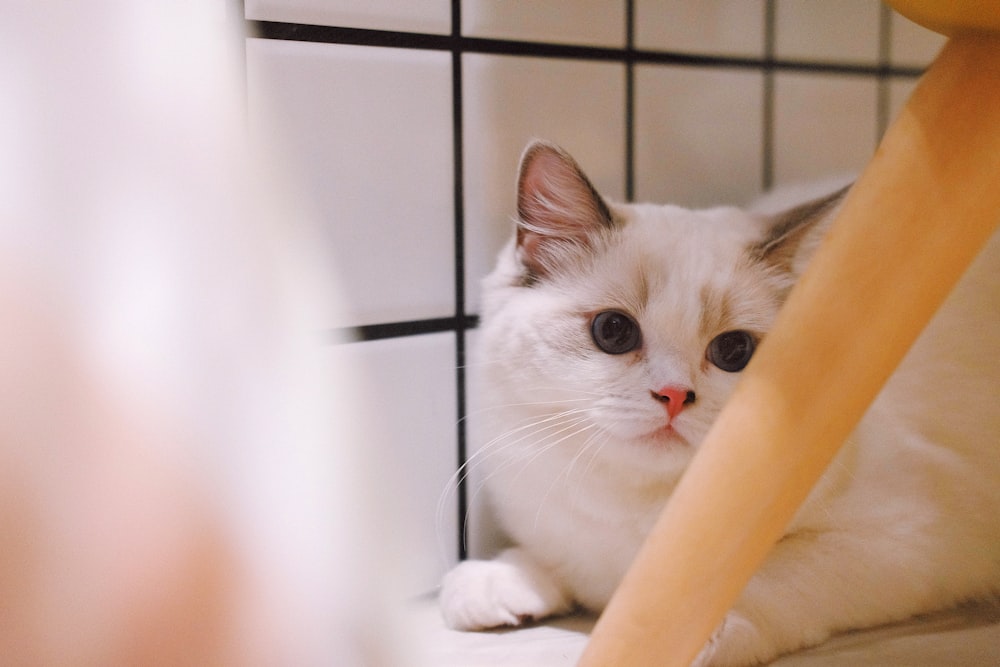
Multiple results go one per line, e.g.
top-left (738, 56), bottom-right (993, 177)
top-left (477, 141), bottom-right (847, 480)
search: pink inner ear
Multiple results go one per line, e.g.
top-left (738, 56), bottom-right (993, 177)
top-left (515, 143), bottom-right (613, 278)
top-left (518, 150), bottom-right (595, 237)
top-left (516, 227), bottom-right (547, 278)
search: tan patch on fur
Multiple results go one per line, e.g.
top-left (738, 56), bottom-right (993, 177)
top-left (699, 285), bottom-right (734, 340)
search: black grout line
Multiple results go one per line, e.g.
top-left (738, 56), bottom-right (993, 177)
top-left (761, 0), bottom-right (776, 192)
top-left (331, 315), bottom-right (479, 344)
top-left (624, 0), bottom-right (636, 202)
top-left (250, 22), bottom-right (452, 50)
top-left (450, 0), bottom-right (470, 563)
top-left (631, 49), bottom-right (922, 78)
top-left (247, 20), bottom-right (926, 79)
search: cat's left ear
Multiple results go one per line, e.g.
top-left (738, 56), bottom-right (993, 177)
top-left (515, 141), bottom-right (616, 280)
top-left (752, 185), bottom-right (850, 274)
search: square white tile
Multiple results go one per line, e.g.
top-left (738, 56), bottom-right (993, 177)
top-left (634, 65), bottom-right (764, 208)
top-left (772, 72), bottom-right (879, 186)
top-left (246, 39), bottom-right (455, 328)
top-left (329, 332), bottom-right (459, 594)
top-left (887, 77), bottom-right (919, 127)
top-left (635, 0), bottom-right (765, 58)
top-left (889, 10), bottom-right (946, 68)
top-left (462, 54), bottom-right (626, 315)
top-left (245, 0), bottom-right (451, 34)
top-left (774, 0), bottom-right (880, 64)
top-left (462, 0), bottom-right (625, 47)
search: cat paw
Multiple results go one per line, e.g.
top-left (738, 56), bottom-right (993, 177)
top-left (439, 548), bottom-right (572, 631)
top-left (691, 612), bottom-right (774, 667)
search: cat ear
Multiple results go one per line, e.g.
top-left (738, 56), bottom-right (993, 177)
top-left (752, 185), bottom-right (851, 273)
top-left (515, 141), bottom-right (615, 280)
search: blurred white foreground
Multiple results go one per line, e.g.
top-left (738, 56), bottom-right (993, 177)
top-left (0, 3), bottom-right (414, 664)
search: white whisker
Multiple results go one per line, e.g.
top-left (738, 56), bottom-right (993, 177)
top-left (531, 422), bottom-right (605, 530)
top-left (435, 405), bottom-right (596, 559)
top-left (458, 396), bottom-right (593, 424)
top-left (463, 413), bottom-right (593, 548)
top-left (463, 412), bottom-right (593, 511)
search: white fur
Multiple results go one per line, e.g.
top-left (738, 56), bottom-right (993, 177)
top-left (441, 150), bottom-right (1000, 665)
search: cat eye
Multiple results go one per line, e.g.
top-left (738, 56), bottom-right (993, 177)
top-left (707, 330), bottom-right (756, 372)
top-left (591, 310), bottom-right (641, 355)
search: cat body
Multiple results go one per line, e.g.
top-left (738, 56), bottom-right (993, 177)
top-left (440, 141), bottom-right (1000, 665)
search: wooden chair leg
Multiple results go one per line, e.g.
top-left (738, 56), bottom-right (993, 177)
top-left (578, 32), bottom-right (1000, 667)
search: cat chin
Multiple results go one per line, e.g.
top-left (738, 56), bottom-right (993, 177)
top-left (592, 429), bottom-right (697, 479)
top-left (640, 424), bottom-right (692, 446)
top-left (603, 419), bottom-right (697, 451)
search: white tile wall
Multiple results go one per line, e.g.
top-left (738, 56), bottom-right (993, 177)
top-left (889, 11), bottom-right (947, 67)
top-left (775, 0), bottom-right (880, 64)
top-left (462, 0), bottom-right (625, 47)
top-left (329, 333), bottom-right (459, 593)
top-left (634, 66), bottom-right (763, 207)
top-left (246, 0), bottom-right (451, 34)
top-left (462, 54), bottom-right (626, 313)
top-left (772, 72), bottom-right (879, 185)
top-left (246, 39), bottom-right (454, 328)
top-left (635, 0), bottom-right (765, 57)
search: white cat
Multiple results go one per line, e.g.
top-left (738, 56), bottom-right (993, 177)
top-left (440, 141), bottom-right (1000, 665)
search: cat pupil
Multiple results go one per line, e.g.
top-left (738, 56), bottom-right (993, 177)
top-left (708, 330), bottom-right (756, 372)
top-left (591, 310), bottom-right (641, 355)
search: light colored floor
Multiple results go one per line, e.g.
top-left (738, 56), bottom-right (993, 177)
top-left (411, 597), bottom-right (1000, 666)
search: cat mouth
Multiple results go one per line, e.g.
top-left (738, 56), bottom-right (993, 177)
top-left (640, 423), bottom-right (690, 448)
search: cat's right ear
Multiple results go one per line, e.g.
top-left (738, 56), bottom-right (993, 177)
top-left (515, 141), bottom-right (615, 281)
top-left (753, 185), bottom-right (850, 275)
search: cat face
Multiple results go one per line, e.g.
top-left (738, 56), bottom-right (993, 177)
top-left (476, 141), bottom-right (845, 479)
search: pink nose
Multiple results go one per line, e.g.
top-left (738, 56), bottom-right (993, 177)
top-left (652, 386), bottom-right (696, 419)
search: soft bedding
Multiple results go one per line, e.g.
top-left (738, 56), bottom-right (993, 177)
top-left (413, 597), bottom-right (1000, 666)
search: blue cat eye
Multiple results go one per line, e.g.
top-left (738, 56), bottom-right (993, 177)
top-left (707, 330), bottom-right (756, 372)
top-left (591, 310), bottom-right (641, 355)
